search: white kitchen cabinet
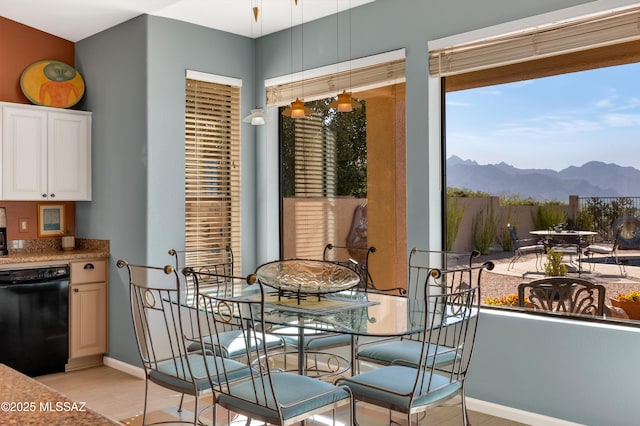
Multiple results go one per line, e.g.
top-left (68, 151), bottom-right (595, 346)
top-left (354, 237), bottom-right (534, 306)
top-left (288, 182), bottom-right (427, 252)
top-left (1, 102), bottom-right (91, 201)
top-left (68, 259), bottom-right (107, 368)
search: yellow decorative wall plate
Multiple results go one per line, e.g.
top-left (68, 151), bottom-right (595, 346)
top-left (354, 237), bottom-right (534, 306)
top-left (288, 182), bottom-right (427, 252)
top-left (20, 60), bottom-right (85, 108)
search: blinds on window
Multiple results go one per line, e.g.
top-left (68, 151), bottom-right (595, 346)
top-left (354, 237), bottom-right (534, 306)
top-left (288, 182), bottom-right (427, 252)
top-left (184, 78), bottom-right (241, 272)
top-left (267, 59), bottom-right (405, 107)
top-left (429, 6), bottom-right (640, 78)
top-left (292, 115), bottom-right (336, 197)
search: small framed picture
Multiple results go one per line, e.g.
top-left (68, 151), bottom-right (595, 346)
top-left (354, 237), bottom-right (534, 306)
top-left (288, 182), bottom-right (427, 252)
top-left (37, 204), bottom-right (65, 237)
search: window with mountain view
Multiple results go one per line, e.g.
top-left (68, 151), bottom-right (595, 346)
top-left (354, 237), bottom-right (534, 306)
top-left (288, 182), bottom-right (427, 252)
top-left (445, 61), bottom-right (640, 323)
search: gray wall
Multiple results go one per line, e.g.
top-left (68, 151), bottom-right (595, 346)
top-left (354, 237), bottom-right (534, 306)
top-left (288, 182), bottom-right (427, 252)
top-left (75, 15), bottom-right (255, 366)
top-left (74, 0), bottom-right (640, 423)
top-left (75, 16), bottom-right (149, 364)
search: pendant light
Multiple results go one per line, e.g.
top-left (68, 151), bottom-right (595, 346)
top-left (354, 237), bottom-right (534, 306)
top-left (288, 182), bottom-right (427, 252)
top-left (243, 108), bottom-right (265, 125)
top-left (329, 0), bottom-right (361, 112)
top-left (282, 0), bottom-right (310, 119)
top-left (330, 90), bottom-right (361, 112)
top-left (282, 98), bottom-right (311, 118)
top-left (243, 0), bottom-right (265, 126)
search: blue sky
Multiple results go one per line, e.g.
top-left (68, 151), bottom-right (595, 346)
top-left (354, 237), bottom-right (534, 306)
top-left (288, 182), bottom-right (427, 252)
top-left (446, 62), bottom-right (640, 171)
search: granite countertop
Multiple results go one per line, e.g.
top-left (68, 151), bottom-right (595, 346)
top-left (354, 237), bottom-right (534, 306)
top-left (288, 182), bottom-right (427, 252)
top-left (0, 363), bottom-right (120, 425)
top-left (0, 238), bottom-right (109, 266)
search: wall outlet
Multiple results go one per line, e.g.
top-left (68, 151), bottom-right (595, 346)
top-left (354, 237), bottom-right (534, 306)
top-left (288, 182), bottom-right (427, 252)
top-left (19, 218), bottom-right (28, 233)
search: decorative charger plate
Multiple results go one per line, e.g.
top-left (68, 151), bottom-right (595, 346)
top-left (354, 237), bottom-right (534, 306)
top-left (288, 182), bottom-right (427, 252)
top-left (256, 259), bottom-right (360, 294)
top-left (20, 60), bottom-right (85, 108)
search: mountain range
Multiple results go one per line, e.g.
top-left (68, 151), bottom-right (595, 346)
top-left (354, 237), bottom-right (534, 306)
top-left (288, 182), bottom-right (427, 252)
top-left (446, 155), bottom-right (640, 201)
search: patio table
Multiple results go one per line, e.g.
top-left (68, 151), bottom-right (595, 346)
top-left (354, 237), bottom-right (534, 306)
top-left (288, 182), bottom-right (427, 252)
top-left (529, 230), bottom-right (598, 274)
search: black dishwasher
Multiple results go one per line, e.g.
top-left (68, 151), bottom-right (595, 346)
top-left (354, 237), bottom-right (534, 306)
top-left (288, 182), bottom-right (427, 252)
top-left (0, 265), bottom-right (70, 376)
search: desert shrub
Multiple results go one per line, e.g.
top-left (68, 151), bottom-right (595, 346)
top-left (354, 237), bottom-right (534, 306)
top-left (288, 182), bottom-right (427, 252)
top-left (446, 196), bottom-right (466, 250)
top-left (534, 202), bottom-right (567, 230)
top-left (472, 206), bottom-right (497, 255)
top-left (497, 208), bottom-right (514, 252)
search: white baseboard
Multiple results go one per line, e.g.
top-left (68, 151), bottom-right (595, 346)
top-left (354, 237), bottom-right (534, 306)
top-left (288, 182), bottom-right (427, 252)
top-left (103, 356), bottom-right (145, 380)
top-left (467, 397), bottom-right (584, 426)
top-left (102, 357), bottom-right (582, 426)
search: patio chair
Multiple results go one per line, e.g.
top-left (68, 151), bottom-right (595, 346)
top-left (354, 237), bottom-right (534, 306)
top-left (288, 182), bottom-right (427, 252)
top-left (517, 277), bottom-right (606, 317)
top-left (337, 281), bottom-right (481, 425)
top-left (583, 224), bottom-right (626, 276)
top-left (196, 271), bottom-right (353, 425)
top-left (507, 224), bottom-right (545, 271)
top-left (116, 259), bottom-right (251, 426)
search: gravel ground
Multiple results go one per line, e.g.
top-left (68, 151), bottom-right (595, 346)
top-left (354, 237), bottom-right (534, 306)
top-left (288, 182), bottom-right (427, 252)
top-left (477, 251), bottom-right (640, 303)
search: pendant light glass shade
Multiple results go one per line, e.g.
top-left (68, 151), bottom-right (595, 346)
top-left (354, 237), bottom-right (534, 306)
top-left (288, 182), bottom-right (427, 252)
top-left (329, 90), bottom-right (362, 112)
top-left (243, 108), bottom-right (265, 125)
top-left (282, 98), bottom-right (312, 118)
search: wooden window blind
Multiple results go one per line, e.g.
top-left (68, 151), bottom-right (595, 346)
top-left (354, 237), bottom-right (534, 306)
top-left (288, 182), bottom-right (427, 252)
top-left (267, 59), bottom-right (405, 107)
top-left (430, 6), bottom-right (640, 91)
top-left (293, 114), bottom-right (336, 197)
top-left (184, 77), bottom-right (241, 272)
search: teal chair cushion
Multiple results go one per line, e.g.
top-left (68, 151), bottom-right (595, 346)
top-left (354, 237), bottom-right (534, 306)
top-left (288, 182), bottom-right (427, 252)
top-left (150, 354), bottom-right (251, 393)
top-left (357, 339), bottom-right (457, 367)
top-left (280, 330), bottom-right (351, 350)
top-left (189, 330), bottom-right (284, 358)
top-left (343, 365), bottom-right (461, 411)
top-left (218, 372), bottom-right (350, 423)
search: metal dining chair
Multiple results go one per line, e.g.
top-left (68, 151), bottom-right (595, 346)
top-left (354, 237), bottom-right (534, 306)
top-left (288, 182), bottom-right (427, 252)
top-left (194, 269), bottom-right (353, 425)
top-left (116, 259), bottom-right (252, 426)
top-left (337, 280), bottom-right (481, 425)
top-left (322, 243), bottom-right (406, 294)
top-left (170, 247), bottom-right (285, 358)
top-left (355, 249), bottom-right (487, 372)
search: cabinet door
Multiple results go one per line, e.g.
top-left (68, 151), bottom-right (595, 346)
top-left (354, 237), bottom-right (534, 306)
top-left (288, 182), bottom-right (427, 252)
top-left (69, 282), bottom-right (107, 358)
top-left (48, 112), bottom-right (91, 200)
top-left (2, 106), bottom-right (48, 200)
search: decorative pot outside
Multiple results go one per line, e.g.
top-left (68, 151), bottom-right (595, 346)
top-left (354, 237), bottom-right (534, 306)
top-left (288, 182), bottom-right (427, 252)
top-left (610, 298), bottom-right (640, 320)
top-left (61, 235), bottom-right (75, 251)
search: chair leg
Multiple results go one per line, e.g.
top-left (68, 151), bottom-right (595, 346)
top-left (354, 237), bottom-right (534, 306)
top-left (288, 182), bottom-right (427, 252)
top-left (178, 393), bottom-right (185, 412)
top-left (142, 377), bottom-right (150, 426)
top-left (507, 253), bottom-right (520, 271)
top-left (193, 394), bottom-right (198, 426)
top-left (613, 253), bottom-right (627, 276)
top-left (461, 391), bottom-right (470, 426)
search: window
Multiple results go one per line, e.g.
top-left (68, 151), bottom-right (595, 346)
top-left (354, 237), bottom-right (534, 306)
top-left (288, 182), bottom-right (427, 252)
top-left (270, 51), bottom-right (407, 290)
top-left (184, 75), bottom-right (241, 272)
top-left (437, 6), bottom-right (640, 323)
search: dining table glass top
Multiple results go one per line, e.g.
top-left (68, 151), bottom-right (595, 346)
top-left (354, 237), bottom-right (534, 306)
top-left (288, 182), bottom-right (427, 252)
top-left (250, 289), bottom-right (425, 338)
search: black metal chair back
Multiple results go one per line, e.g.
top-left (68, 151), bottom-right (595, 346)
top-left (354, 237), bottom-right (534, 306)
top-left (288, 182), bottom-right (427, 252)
top-left (193, 269), bottom-right (352, 425)
top-left (117, 259), bottom-right (209, 425)
top-left (339, 266), bottom-right (487, 425)
top-left (406, 248), bottom-right (481, 300)
top-left (518, 277), bottom-right (606, 316)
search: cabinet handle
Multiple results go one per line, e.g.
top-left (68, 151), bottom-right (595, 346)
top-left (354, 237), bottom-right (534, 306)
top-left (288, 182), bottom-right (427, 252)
top-left (84, 263), bottom-right (95, 270)
top-left (42, 194), bottom-right (47, 198)
top-left (74, 288), bottom-right (79, 293)
top-left (50, 194), bottom-right (55, 198)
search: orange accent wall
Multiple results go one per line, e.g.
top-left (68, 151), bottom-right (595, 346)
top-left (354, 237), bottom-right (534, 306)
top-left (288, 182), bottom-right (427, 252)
top-left (0, 17), bottom-right (76, 240)
top-left (0, 16), bottom-right (74, 104)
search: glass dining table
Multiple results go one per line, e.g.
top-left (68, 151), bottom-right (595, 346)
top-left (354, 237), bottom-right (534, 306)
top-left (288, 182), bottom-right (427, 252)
top-left (250, 259), bottom-right (425, 375)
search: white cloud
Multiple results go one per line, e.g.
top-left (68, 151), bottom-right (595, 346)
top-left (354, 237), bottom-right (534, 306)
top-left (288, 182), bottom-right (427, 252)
top-left (446, 100), bottom-right (471, 107)
top-left (603, 113), bottom-right (640, 127)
